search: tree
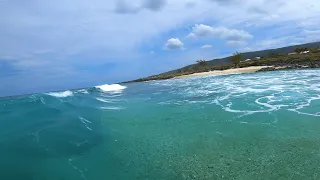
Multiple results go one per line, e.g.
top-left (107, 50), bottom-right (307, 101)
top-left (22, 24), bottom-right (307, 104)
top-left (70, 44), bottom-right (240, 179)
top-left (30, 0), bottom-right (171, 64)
top-left (231, 52), bottom-right (243, 66)
top-left (294, 47), bottom-right (308, 53)
top-left (196, 59), bottom-right (207, 66)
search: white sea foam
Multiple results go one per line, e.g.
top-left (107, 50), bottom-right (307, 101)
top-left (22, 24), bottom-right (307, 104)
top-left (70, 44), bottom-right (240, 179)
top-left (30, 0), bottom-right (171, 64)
top-left (152, 69), bottom-right (320, 117)
top-left (46, 90), bottom-right (73, 98)
top-left (101, 106), bottom-right (124, 110)
top-left (78, 89), bottom-right (89, 94)
top-left (288, 109), bottom-right (320, 117)
top-left (286, 95), bottom-right (320, 117)
top-left (95, 84), bottom-right (127, 93)
top-left (96, 98), bottom-right (112, 103)
top-left (239, 121), bottom-right (248, 124)
top-left (101, 94), bottom-right (122, 98)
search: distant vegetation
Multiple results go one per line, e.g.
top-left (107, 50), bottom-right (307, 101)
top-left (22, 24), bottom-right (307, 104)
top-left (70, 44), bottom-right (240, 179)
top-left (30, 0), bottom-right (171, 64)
top-left (122, 42), bottom-right (320, 83)
top-left (294, 47), bottom-right (309, 53)
top-left (269, 53), bottom-right (285, 58)
top-left (231, 52), bottom-right (243, 66)
top-left (196, 59), bottom-right (207, 66)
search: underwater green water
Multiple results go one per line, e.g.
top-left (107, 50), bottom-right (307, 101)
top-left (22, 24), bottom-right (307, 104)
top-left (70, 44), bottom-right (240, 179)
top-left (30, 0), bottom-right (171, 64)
top-left (1, 69), bottom-right (320, 179)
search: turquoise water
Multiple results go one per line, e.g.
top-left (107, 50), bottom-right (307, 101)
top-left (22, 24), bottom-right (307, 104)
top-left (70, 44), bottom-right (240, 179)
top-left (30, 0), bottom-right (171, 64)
top-left (1, 69), bottom-right (320, 179)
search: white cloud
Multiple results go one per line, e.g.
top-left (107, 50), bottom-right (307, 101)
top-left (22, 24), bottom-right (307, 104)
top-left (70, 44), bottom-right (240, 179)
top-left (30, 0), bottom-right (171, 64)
top-left (188, 24), bottom-right (215, 37)
top-left (304, 30), bottom-right (320, 36)
top-left (165, 38), bottom-right (184, 50)
top-left (253, 35), bottom-right (307, 50)
top-left (0, 0), bottom-right (218, 64)
top-left (257, 37), bottom-right (293, 49)
top-left (1, 0), bottom-right (319, 62)
top-left (188, 24), bottom-right (253, 41)
top-left (201, 44), bottom-right (213, 49)
top-left (227, 40), bottom-right (247, 47)
top-left (208, 0), bottom-right (237, 5)
top-left (240, 47), bottom-right (253, 52)
top-left (298, 17), bottom-right (320, 29)
top-left (302, 30), bottom-right (320, 42)
top-left (187, 33), bottom-right (197, 39)
top-left (185, 0), bottom-right (197, 7)
top-left (238, 35), bottom-right (306, 53)
top-left (114, 0), bottom-right (167, 14)
top-left (114, 0), bottom-right (141, 14)
top-left (262, 14), bottom-right (280, 21)
top-left (143, 0), bottom-right (167, 11)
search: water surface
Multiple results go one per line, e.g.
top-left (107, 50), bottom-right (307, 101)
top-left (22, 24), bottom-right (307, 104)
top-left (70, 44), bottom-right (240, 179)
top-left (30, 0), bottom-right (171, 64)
top-left (1, 69), bottom-right (320, 179)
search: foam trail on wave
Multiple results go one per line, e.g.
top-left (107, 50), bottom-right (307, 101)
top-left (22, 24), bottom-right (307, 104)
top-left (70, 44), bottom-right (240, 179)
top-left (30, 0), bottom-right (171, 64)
top-left (46, 90), bottom-right (73, 98)
top-left (95, 84), bottom-right (127, 93)
top-left (288, 109), bottom-right (320, 117)
top-left (79, 116), bottom-right (92, 131)
top-left (101, 106), bottom-right (124, 110)
top-left (96, 98), bottom-right (112, 103)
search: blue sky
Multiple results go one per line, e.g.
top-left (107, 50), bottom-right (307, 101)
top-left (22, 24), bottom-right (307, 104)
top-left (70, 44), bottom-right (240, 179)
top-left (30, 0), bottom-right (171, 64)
top-left (0, 0), bottom-right (320, 96)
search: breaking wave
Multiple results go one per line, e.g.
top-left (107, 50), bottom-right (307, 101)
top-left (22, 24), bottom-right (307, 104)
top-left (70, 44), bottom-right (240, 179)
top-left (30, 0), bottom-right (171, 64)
top-left (46, 90), bottom-right (73, 98)
top-left (95, 84), bottom-right (127, 93)
top-left (77, 89), bottom-right (89, 94)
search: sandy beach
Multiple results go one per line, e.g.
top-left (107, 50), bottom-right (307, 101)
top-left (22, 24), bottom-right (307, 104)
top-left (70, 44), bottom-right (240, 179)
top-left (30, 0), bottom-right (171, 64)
top-left (175, 66), bottom-right (271, 79)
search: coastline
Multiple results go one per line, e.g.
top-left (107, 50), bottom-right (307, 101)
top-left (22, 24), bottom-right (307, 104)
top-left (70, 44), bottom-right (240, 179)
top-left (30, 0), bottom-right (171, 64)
top-left (122, 50), bottom-right (320, 84)
top-left (174, 66), bottom-right (271, 79)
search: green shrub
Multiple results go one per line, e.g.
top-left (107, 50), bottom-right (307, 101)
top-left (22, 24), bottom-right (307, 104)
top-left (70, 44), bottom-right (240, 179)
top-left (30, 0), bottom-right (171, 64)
top-left (231, 52), bottom-right (243, 66)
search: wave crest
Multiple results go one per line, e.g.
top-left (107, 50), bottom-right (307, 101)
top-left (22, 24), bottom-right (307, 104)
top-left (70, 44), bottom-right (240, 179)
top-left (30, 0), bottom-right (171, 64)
top-left (77, 89), bottom-right (89, 94)
top-left (46, 90), bottom-right (73, 98)
top-left (95, 84), bottom-right (127, 93)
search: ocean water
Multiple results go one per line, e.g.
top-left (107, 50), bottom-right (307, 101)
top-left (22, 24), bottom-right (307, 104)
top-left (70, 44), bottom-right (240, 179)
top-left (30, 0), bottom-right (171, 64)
top-left (1, 69), bottom-right (320, 180)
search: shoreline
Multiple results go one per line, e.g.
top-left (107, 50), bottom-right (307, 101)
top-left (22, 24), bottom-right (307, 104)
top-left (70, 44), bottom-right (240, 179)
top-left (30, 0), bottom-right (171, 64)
top-left (122, 58), bottom-right (320, 84)
top-left (174, 66), bottom-right (272, 79)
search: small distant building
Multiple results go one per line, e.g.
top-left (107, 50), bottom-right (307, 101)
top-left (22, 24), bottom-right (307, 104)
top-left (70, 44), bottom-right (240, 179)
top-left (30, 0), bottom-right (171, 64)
top-left (244, 59), bottom-right (251, 62)
top-left (288, 52), bottom-right (297, 55)
top-left (255, 57), bottom-right (261, 60)
top-left (300, 51), bottom-right (310, 54)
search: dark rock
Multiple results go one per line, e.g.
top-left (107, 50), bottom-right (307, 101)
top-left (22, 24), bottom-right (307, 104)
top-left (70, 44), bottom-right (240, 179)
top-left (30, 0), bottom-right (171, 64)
top-left (258, 67), bottom-right (276, 72)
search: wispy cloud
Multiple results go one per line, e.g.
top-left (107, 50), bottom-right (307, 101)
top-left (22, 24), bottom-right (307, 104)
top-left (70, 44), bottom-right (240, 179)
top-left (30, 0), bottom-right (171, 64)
top-left (188, 24), bottom-right (253, 41)
top-left (227, 40), bottom-right (247, 47)
top-left (201, 44), bottom-right (213, 49)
